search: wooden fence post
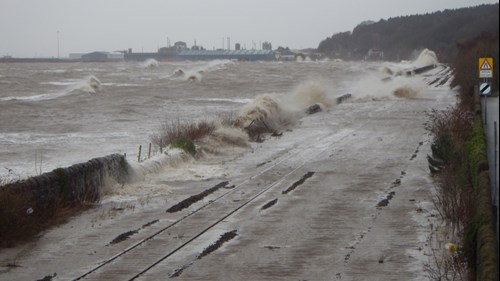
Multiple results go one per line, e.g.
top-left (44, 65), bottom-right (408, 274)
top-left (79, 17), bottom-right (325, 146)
top-left (138, 145), bottom-right (142, 162)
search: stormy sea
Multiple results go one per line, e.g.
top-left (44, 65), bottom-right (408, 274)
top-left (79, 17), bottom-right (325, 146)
top-left (0, 53), bottom-right (437, 183)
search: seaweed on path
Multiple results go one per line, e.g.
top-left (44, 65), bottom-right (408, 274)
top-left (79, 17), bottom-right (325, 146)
top-left (282, 172), bottom-right (315, 194)
top-left (166, 181), bottom-right (229, 213)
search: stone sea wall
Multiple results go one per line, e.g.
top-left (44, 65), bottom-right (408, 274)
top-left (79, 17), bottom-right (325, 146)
top-left (2, 154), bottom-right (132, 207)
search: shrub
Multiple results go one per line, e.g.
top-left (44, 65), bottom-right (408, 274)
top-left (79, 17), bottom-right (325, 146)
top-left (171, 138), bottom-right (196, 157)
top-left (426, 105), bottom-right (476, 275)
top-left (465, 120), bottom-right (489, 189)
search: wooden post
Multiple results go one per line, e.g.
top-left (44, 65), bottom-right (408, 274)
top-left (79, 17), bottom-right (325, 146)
top-left (138, 145), bottom-right (142, 162)
top-left (148, 143), bottom-right (152, 159)
top-left (160, 140), bottom-right (163, 154)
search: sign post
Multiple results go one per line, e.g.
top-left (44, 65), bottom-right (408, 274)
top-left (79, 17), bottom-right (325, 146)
top-left (479, 57), bottom-right (494, 79)
top-left (479, 58), bottom-right (494, 125)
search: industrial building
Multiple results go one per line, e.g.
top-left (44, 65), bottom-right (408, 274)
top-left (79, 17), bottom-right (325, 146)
top-left (124, 48), bottom-right (276, 61)
top-left (70, 52), bottom-right (124, 61)
top-left (177, 49), bottom-right (276, 61)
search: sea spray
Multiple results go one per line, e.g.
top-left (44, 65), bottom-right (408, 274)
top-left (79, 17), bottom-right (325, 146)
top-left (290, 80), bottom-right (333, 109)
top-left (413, 48), bottom-right (438, 67)
top-left (197, 125), bottom-right (250, 156)
top-left (143, 58), bottom-right (159, 69)
top-left (170, 60), bottom-right (233, 81)
top-left (130, 149), bottom-right (191, 181)
top-left (351, 74), bottom-right (426, 101)
top-left (72, 75), bottom-right (102, 94)
top-left (185, 71), bottom-right (203, 82)
top-left (242, 95), bottom-right (300, 138)
top-left (383, 48), bottom-right (439, 76)
top-left (393, 85), bottom-right (420, 99)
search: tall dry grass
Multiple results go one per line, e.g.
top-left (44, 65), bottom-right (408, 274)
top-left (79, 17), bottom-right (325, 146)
top-left (150, 119), bottom-right (216, 149)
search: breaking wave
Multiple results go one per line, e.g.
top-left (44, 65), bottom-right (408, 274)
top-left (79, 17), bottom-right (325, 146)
top-left (198, 59), bottom-right (234, 72)
top-left (169, 60), bottom-right (233, 82)
top-left (77, 75), bottom-right (102, 94)
top-left (0, 75), bottom-right (102, 102)
top-left (238, 94), bottom-right (291, 130)
top-left (414, 48), bottom-right (438, 67)
top-left (169, 68), bottom-right (203, 82)
top-left (143, 58), bottom-right (159, 69)
top-left (379, 48), bottom-right (439, 78)
top-left (238, 80), bottom-right (334, 132)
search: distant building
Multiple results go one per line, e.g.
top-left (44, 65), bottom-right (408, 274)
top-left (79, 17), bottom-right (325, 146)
top-left (275, 47), bottom-right (296, 61)
top-left (79, 51), bottom-right (124, 62)
top-left (365, 48), bottom-right (384, 60)
top-left (82, 52), bottom-right (108, 61)
top-left (262, 41), bottom-right (272, 51)
top-left (158, 47), bottom-right (176, 53)
top-left (235, 43), bottom-right (241, 51)
top-left (107, 53), bottom-right (124, 60)
top-left (177, 49), bottom-right (275, 61)
top-left (174, 41), bottom-right (188, 51)
top-left (191, 45), bottom-right (205, 51)
top-left (69, 53), bottom-right (85, 59)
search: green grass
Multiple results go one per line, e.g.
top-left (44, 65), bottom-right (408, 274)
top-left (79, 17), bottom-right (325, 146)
top-left (171, 138), bottom-right (197, 157)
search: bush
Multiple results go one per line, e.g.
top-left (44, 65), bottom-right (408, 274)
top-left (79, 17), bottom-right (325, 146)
top-left (465, 120), bottom-right (489, 190)
top-left (171, 138), bottom-right (196, 157)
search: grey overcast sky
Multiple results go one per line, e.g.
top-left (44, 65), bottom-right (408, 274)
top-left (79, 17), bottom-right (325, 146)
top-left (1, 0), bottom-right (498, 57)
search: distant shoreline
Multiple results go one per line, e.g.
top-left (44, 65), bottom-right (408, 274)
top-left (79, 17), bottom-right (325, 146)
top-left (0, 58), bottom-right (121, 63)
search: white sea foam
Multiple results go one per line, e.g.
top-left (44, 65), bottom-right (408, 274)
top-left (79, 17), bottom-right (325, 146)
top-left (1, 92), bottom-right (69, 102)
top-left (41, 81), bottom-right (78, 86)
top-left (101, 82), bottom-right (142, 87)
top-left (191, 98), bottom-right (253, 104)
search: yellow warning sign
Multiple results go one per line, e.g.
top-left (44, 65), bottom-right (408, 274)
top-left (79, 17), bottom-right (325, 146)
top-left (479, 57), bottom-right (493, 78)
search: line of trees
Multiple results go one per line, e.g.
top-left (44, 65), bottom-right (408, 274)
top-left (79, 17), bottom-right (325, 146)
top-left (317, 4), bottom-right (499, 62)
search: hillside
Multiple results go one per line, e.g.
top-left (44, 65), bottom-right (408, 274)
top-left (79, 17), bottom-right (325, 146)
top-left (317, 3), bottom-right (499, 62)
